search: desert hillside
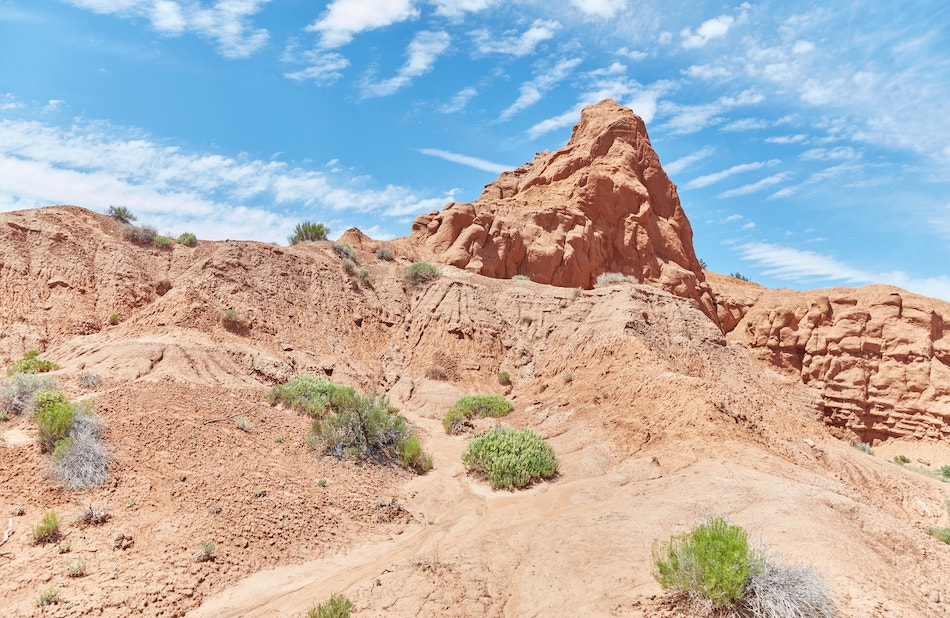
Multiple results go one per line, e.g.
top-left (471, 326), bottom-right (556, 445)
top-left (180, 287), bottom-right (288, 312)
top-left (2, 101), bottom-right (950, 618)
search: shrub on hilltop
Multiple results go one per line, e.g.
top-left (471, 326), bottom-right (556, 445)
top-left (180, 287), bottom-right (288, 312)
top-left (289, 221), bottom-right (329, 244)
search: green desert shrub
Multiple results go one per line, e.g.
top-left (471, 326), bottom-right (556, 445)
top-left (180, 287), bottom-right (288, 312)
top-left (461, 427), bottom-right (558, 490)
top-left (268, 376), bottom-right (354, 417)
top-left (289, 221), bottom-right (329, 244)
top-left (311, 387), bottom-right (430, 473)
top-left (308, 593), bottom-right (354, 618)
top-left (652, 516), bottom-right (762, 609)
top-left (32, 509), bottom-right (61, 544)
top-left (7, 350), bottom-right (59, 375)
top-left (342, 258), bottom-right (357, 276)
top-left (177, 232), bottom-right (198, 247)
top-left (893, 454), bottom-right (911, 465)
top-left (0, 372), bottom-right (59, 416)
top-left (443, 394), bottom-right (513, 434)
top-left (107, 205), bottom-right (136, 223)
top-left (34, 390), bottom-right (77, 453)
top-left (926, 526), bottom-right (950, 544)
top-left (36, 585), bottom-right (60, 607)
top-left (333, 242), bottom-right (357, 260)
top-left (511, 274), bottom-right (530, 281)
top-left (153, 235), bottom-right (174, 249)
top-left (939, 465), bottom-right (950, 480)
top-left (497, 371), bottom-right (511, 386)
top-left (405, 261), bottom-right (440, 286)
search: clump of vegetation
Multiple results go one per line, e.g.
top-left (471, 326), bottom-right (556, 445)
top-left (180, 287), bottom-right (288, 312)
top-left (222, 308), bottom-right (248, 332)
top-left (893, 454), bottom-right (911, 465)
top-left (333, 242), bottom-right (357, 260)
top-left (107, 205), bottom-right (136, 223)
top-left (511, 274), bottom-right (530, 281)
top-left (36, 585), bottom-right (60, 607)
top-left (731, 272), bottom-right (751, 282)
top-left (235, 415), bottom-right (251, 432)
top-left (497, 371), bottom-right (511, 386)
top-left (426, 365), bottom-right (447, 380)
top-left (34, 390), bottom-right (77, 453)
top-left (925, 526), bottom-right (950, 544)
top-left (194, 541), bottom-right (216, 563)
top-left (108, 312), bottom-right (122, 326)
top-left (443, 394), bottom-right (513, 434)
top-left (79, 371), bottom-right (102, 390)
top-left (595, 272), bottom-right (633, 287)
top-left (32, 390), bottom-right (112, 489)
top-left (0, 372), bottom-right (59, 416)
top-left (177, 232), bottom-right (198, 247)
top-left (75, 502), bottom-right (110, 526)
top-left (66, 556), bottom-right (88, 577)
top-left (342, 258), bottom-right (357, 276)
top-left (850, 440), bottom-right (873, 455)
top-left (268, 376), bottom-right (350, 417)
top-left (405, 261), bottom-right (440, 286)
top-left (122, 223), bottom-right (158, 244)
top-left (289, 221), bottom-right (329, 244)
top-left (461, 427), bottom-right (558, 490)
top-left (652, 516), bottom-right (837, 617)
top-left (376, 246), bottom-right (394, 261)
top-left (357, 266), bottom-right (370, 282)
top-left (7, 350), bottom-right (59, 376)
top-left (307, 593), bottom-right (354, 618)
top-left (312, 388), bottom-right (432, 473)
top-left (939, 465), bottom-right (950, 480)
top-left (32, 509), bottom-right (61, 544)
top-left (153, 235), bottom-right (174, 249)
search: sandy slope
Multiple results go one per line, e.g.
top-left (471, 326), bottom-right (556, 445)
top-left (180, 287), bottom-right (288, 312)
top-left (2, 207), bottom-right (950, 617)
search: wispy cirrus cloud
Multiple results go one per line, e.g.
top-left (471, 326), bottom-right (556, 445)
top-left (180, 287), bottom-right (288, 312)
top-left (680, 15), bottom-right (734, 49)
top-left (570, 0), bottom-right (627, 18)
top-left (500, 57), bottom-right (581, 121)
top-left (737, 241), bottom-right (950, 301)
top-left (419, 148), bottom-right (511, 174)
top-left (664, 147), bottom-right (715, 176)
top-left (64, 0), bottom-right (272, 58)
top-left (684, 159), bottom-right (779, 190)
top-left (360, 30), bottom-right (451, 98)
top-left (718, 172), bottom-right (788, 198)
top-left (472, 19), bottom-right (559, 56)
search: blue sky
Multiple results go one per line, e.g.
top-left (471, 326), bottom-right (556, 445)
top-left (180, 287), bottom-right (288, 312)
top-left (2, 1), bottom-right (949, 300)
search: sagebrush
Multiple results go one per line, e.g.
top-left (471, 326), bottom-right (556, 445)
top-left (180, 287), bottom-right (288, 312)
top-left (405, 261), bottom-right (440, 286)
top-left (308, 593), bottom-right (354, 618)
top-left (0, 372), bottom-right (59, 416)
top-left (443, 394), bottom-right (513, 434)
top-left (290, 221), bottom-right (329, 244)
top-left (461, 427), bottom-right (558, 490)
top-left (7, 350), bottom-right (59, 375)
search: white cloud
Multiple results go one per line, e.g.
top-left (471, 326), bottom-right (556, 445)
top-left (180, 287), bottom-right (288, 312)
top-left (440, 86), bottom-right (479, 114)
top-left (282, 47), bottom-right (350, 84)
top-left (718, 172), bottom-right (788, 198)
top-left (65, 0), bottom-right (272, 58)
top-left (681, 15), bottom-right (734, 49)
top-left (684, 159), bottom-right (779, 189)
top-left (737, 242), bottom-right (950, 302)
top-left (570, 0), bottom-right (626, 18)
top-left (431, 0), bottom-right (498, 18)
top-left (473, 19), bottom-right (559, 56)
top-left (660, 89), bottom-right (763, 134)
top-left (500, 57), bottom-right (582, 121)
top-left (307, 0), bottom-right (418, 48)
top-left (766, 134), bottom-right (807, 144)
top-left (419, 148), bottom-right (511, 174)
top-left (741, 221), bottom-right (756, 230)
top-left (1, 93), bottom-right (23, 111)
top-left (44, 100), bottom-right (65, 112)
top-left (800, 146), bottom-right (859, 160)
top-left (360, 30), bottom-right (450, 98)
top-left (0, 117), bottom-right (451, 243)
top-left (722, 118), bottom-right (769, 131)
top-left (792, 40), bottom-right (814, 54)
top-left (682, 64), bottom-right (730, 80)
top-left (616, 47), bottom-right (647, 61)
top-left (722, 214), bottom-right (743, 223)
top-left (664, 147), bottom-right (714, 176)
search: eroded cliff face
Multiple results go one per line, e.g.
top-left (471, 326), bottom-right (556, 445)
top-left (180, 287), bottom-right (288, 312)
top-left (408, 99), bottom-right (717, 323)
top-left (723, 283), bottom-right (950, 442)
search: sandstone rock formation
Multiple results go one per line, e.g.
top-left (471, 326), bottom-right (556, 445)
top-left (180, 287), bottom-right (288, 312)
top-left (719, 281), bottom-right (950, 443)
top-left (409, 99), bottom-right (717, 322)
